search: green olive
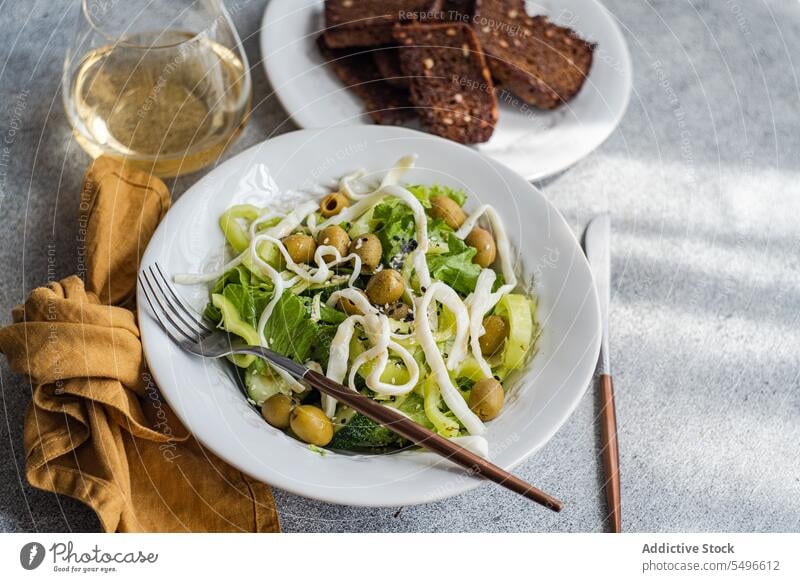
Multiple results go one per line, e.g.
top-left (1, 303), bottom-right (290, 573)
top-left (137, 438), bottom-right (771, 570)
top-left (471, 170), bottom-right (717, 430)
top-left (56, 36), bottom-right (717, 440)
top-left (319, 191), bottom-right (350, 218)
top-left (430, 195), bottom-right (466, 230)
top-left (366, 269), bottom-right (405, 305)
top-left (384, 301), bottom-right (410, 320)
top-left (479, 315), bottom-right (508, 356)
top-left (349, 233), bottom-right (382, 272)
top-left (290, 405), bottom-right (334, 446)
top-left (282, 234), bottom-right (317, 264)
top-left (469, 377), bottom-right (505, 421)
top-left (465, 227), bottom-right (497, 267)
top-left (261, 394), bottom-right (293, 429)
top-left (338, 289), bottom-right (368, 316)
top-left (317, 225), bottom-right (351, 257)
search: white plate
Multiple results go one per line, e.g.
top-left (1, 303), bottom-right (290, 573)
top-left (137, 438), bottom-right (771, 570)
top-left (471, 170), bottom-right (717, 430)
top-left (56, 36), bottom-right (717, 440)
top-left (138, 125), bottom-right (600, 506)
top-left (259, 0), bottom-right (632, 181)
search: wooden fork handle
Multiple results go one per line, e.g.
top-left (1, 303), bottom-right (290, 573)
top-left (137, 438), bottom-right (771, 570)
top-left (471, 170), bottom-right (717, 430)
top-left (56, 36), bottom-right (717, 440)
top-left (599, 374), bottom-right (621, 532)
top-left (303, 369), bottom-right (563, 512)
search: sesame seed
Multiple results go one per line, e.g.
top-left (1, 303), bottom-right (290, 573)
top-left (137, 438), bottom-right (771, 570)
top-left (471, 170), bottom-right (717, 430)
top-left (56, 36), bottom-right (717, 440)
top-left (481, 26), bottom-right (490, 33)
top-left (508, 9), bottom-right (518, 18)
top-left (499, 39), bottom-right (509, 48)
top-left (463, 114), bottom-right (471, 122)
top-left (446, 27), bottom-right (456, 36)
top-left (462, 43), bottom-right (470, 57)
top-left (423, 58), bottom-right (434, 70)
top-left (454, 93), bottom-right (463, 103)
top-left (443, 117), bottom-right (454, 125)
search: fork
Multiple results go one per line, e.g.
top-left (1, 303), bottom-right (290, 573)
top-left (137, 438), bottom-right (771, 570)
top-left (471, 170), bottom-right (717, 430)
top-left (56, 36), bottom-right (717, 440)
top-left (138, 263), bottom-right (563, 511)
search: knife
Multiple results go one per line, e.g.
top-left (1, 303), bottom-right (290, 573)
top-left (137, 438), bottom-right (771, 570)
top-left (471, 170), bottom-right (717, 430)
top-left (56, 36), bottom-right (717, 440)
top-left (584, 214), bottom-right (621, 533)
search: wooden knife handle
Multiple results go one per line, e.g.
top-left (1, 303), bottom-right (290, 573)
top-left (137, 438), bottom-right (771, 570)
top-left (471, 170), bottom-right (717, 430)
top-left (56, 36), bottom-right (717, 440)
top-left (599, 373), bottom-right (621, 532)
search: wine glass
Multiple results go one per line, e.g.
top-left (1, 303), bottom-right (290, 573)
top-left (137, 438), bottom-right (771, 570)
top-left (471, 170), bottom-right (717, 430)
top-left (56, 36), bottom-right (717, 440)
top-left (62, 0), bottom-right (252, 177)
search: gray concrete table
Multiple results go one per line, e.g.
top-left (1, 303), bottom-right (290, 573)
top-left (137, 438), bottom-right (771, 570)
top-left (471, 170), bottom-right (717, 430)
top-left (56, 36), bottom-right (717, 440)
top-left (1, 0), bottom-right (799, 533)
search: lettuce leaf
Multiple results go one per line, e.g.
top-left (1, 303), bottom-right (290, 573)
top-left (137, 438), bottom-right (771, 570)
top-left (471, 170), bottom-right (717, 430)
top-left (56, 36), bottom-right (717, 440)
top-left (263, 291), bottom-right (321, 363)
top-left (406, 184), bottom-right (467, 207)
top-left (205, 265), bottom-right (274, 327)
top-left (371, 200), bottom-right (418, 267)
top-left (371, 184), bottom-right (469, 268)
top-left (426, 233), bottom-right (481, 295)
top-left (310, 324), bottom-right (339, 369)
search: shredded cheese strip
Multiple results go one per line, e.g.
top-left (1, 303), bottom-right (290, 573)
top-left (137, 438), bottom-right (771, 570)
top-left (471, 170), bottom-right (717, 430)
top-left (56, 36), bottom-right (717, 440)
top-left (323, 311), bottom-right (419, 415)
top-left (327, 288), bottom-right (378, 315)
top-left (456, 205), bottom-right (517, 294)
top-left (250, 243), bottom-right (288, 336)
top-left (173, 250), bottom-right (246, 285)
top-left (346, 314), bottom-right (419, 396)
top-left (265, 201), bottom-right (318, 238)
top-left (249, 247), bottom-right (304, 393)
top-left (322, 316), bottom-right (360, 417)
top-left (339, 154), bottom-right (417, 200)
top-left (174, 209), bottom-right (283, 285)
top-left (467, 268), bottom-right (498, 379)
top-left (253, 233), bottom-right (363, 286)
top-left (380, 154), bottom-right (417, 189)
top-left (381, 184), bottom-right (431, 289)
top-left (249, 211), bottom-right (282, 237)
top-left (415, 282), bottom-right (484, 435)
top-left (339, 169), bottom-right (369, 200)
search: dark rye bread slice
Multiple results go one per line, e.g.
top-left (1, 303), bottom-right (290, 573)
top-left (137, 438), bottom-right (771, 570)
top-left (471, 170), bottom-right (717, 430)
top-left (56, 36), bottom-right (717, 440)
top-left (316, 36), bottom-right (415, 125)
top-left (439, 0), bottom-right (476, 22)
top-left (394, 23), bottom-right (498, 144)
top-left (474, 0), bottom-right (595, 109)
top-left (372, 47), bottom-right (409, 88)
top-left (324, 0), bottom-right (444, 48)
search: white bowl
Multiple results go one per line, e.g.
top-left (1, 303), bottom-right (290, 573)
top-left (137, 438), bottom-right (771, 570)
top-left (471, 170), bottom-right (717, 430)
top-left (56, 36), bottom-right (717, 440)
top-left (138, 125), bottom-right (600, 506)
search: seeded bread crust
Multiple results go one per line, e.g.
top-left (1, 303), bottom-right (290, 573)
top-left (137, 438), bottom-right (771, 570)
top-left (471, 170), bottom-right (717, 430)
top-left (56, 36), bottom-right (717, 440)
top-left (394, 23), bottom-right (498, 144)
top-left (317, 36), bottom-right (415, 125)
top-left (474, 0), bottom-right (595, 109)
top-left (372, 47), bottom-right (409, 88)
top-left (324, 0), bottom-right (444, 48)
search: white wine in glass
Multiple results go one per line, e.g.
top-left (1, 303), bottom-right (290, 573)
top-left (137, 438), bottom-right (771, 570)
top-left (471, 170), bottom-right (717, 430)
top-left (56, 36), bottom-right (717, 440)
top-left (63, 0), bottom-right (251, 177)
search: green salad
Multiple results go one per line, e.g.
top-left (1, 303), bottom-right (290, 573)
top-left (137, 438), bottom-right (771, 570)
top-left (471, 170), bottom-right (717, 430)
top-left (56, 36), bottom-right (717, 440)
top-left (178, 156), bottom-right (538, 455)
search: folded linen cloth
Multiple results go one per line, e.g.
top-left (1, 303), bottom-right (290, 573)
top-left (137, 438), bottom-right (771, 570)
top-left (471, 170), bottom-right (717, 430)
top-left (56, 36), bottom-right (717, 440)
top-left (0, 157), bottom-right (280, 532)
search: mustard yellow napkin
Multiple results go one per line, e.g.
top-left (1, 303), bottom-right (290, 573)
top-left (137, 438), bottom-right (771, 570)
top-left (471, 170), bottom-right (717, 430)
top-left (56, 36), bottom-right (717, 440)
top-left (0, 158), bottom-right (280, 532)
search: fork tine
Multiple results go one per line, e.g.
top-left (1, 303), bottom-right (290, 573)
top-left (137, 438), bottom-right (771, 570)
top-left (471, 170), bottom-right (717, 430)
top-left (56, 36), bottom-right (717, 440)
top-left (153, 262), bottom-right (214, 334)
top-left (138, 273), bottom-right (175, 339)
top-left (140, 268), bottom-right (199, 343)
top-left (147, 265), bottom-right (209, 339)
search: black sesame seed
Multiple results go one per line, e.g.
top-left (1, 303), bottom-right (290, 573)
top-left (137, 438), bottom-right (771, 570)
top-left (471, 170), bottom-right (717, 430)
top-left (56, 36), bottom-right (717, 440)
top-left (400, 239), bottom-right (418, 253)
